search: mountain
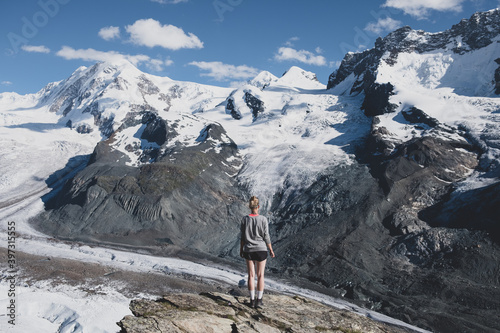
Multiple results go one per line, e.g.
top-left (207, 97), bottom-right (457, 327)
top-left (1, 9), bottom-right (500, 333)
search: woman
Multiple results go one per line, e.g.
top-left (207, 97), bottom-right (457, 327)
top-left (240, 196), bottom-right (275, 308)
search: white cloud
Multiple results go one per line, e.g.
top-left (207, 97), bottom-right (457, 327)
top-left (382, 0), bottom-right (465, 19)
top-left (274, 47), bottom-right (327, 66)
top-left (364, 17), bottom-right (403, 34)
top-left (125, 19), bottom-right (203, 50)
top-left (21, 45), bottom-right (50, 53)
top-left (98, 26), bottom-right (120, 41)
top-left (285, 37), bottom-right (300, 47)
top-left (1, 81), bottom-right (13, 86)
top-left (56, 46), bottom-right (168, 71)
top-left (188, 61), bottom-right (260, 81)
top-left (146, 58), bottom-right (174, 71)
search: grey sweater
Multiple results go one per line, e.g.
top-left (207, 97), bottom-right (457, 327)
top-left (240, 214), bottom-right (271, 252)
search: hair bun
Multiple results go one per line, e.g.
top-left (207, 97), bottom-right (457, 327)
top-left (249, 196), bottom-right (259, 209)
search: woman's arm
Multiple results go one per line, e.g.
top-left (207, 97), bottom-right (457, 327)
top-left (267, 243), bottom-right (275, 258)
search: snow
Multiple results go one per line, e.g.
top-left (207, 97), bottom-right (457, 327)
top-left (248, 70), bottom-right (278, 89)
top-left (274, 66), bottom-right (325, 90)
top-left (0, 281), bottom-right (131, 333)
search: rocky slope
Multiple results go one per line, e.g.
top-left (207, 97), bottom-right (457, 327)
top-left (6, 8), bottom-right (497, 333)
top-left (118, 292), bottom-right (417, 333)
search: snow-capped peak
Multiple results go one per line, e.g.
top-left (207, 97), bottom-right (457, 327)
top-left (274, 66), bottom-right (325, 90)
top-left (248, 71), bottom-right (279, 90)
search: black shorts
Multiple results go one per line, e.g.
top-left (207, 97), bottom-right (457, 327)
top-left (242, 251), bottom-right (268, 262)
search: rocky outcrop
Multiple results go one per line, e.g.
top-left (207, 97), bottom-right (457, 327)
top-left (421, 181), bottom-right (500, 242)
top-left (401, 107), bottom-right (439, 129)
top-left (361, 82), bottom-right (397, 117)
top-left (118, 292), bottom-right (416, 333)
top-left (495, 58), bottom-right (500, 94)
top-left (244, 91), bottom-right (265, 120)
top-left (226, 97), bottom-right (242, 120)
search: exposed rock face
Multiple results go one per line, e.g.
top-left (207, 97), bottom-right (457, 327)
top-left (361, 82), bottom-right (397, 116)
top-left (35, 120), bottom-right (247, 253)
top-left (374, 136), bottom-right (478, 193)
top-left (421, 181), bottom-right (500, 242)
top-left (226, 96), bottom-right (242, 120)
top-left (140, 115), bottom-right (167, 146)
top-left (244, 91), bottom-right (265, 120)
top-left (261, 115), bottom-right (499, 332)
top-left (401, 107), bottom-right (439, 129)
top-left (118, 292), bottom-right (416, 333)
top-left (495, 58), bottom-right (500, 94)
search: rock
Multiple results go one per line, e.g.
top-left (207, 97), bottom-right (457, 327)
top-left (137, 74), bottom-right (160, 95)
top-left (75, 123), bottom-right (93, 134)
top-left (244, 91), bottom-right (265, 120)
top-left (495, 58), bottom-right (500, 94)
top-left (118, 292), bottom-right (416, 333)
top-left (401, 107), bottom-right (439, 129)
top-left (421, 181), bottom-right (500, 242)
top-left (384, 207), bottom-right (431, 236)
top-left (374, 136), bottom-right (478, 193)
top-left (226, 97), bottom-right (242, 120)
top-left (361, 82), bottom-right (398, 117)
top-left (140, 116), bottom-right (168, 146)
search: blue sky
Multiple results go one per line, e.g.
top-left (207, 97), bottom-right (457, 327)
top-left (1, 0), bottom-right (499, 94)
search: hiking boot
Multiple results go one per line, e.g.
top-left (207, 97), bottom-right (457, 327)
top-left (249, 298), bottom-right (256, 308)
top-left (255, 298), bottom-right (264, 308)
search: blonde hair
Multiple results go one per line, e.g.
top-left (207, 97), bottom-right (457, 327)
top-left (249, 196), bottom-right (259, 209)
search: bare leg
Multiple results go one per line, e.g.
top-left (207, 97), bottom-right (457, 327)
top-left (256, 259), bottom-right (267, 293)
top-left (246, 259), bottom-right (255, 292)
